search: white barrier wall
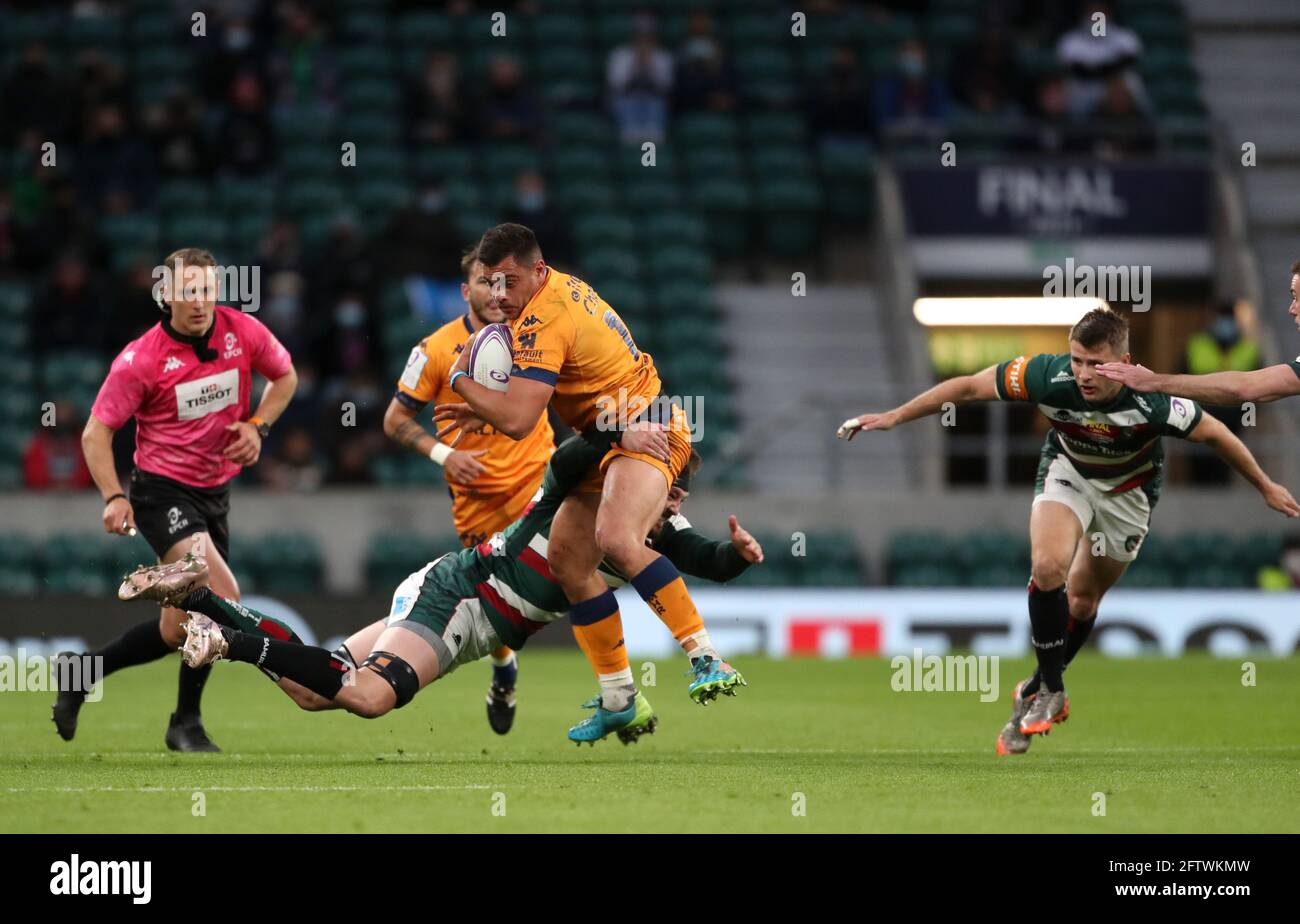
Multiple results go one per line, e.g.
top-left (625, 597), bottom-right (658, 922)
top-left (613, 588), bottom-right (1300, 658)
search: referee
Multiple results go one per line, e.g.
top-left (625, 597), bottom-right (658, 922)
top-left (55, 247), bottom-right (297, 751)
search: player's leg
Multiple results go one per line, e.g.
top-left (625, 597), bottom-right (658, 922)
top-left (597, 450), bottom-right (745, 703)
top-left (998, 468), bottom-right (1089, 751)
top-left (548, 492), bottom-right (635, 707)
top-left (267, 618), bottom-right (388, 711)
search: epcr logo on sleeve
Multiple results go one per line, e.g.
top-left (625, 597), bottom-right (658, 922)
top-left (50, 855), bottom-right (151, 904)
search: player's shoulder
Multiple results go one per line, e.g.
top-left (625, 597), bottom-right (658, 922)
top-left (998, 352), bottom-right (1064, 400)
top-left (425, 314), bottom-right (474, 353)
top-left (110, 324), bottom-right (162, 375)
top-left (519, 268), bottom-right (579, 324)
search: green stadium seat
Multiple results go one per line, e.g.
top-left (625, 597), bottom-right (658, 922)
top-left (579, 246), bottom-right (644, 286)
top-left (165, 215), bottom-right (229, 251)
top-left (341, 11), bottom-right (390, 43)
top-left (648, 246), bottom-right (712, 283)
top-left (280, 145), bottom-right (343, 177)
top-left (552, 112), bottom-right (617, 149)
top-left (683, 145), bottom-right (745, 180)
top-left (724, 14), bottom-right (787, 46)
top-left (282, 180), bottom-right (346, 216)
top-left (342, 78), bottom-right (403, 113)
top-left (339, 112), bottom-right (403, 144)
top-left (621, 175), bottom-right (683, 210)
top-left (43, 534), bottom-right (113, 596)
top-left (0, 533), bottom-right (40, 596)
top-left (482, 145), bottom-right (542, 179)
top-left (130, 46), bottom-right (192, 82)
top-left (645, 211), bottom-right (708, 247)
top-left (676, 112), bottom-right (740, 149)
top-left (366, 532), bottom-right (458, 591)
top-left (746, 112), bottom-right (807, 147)
top-left (573, 213), bottom-right (638, 249)
top-left (218, 177), bottom-right (276, 214)
top-left (0, 281), bottom-right (32, 320)
top-left (395, 12), bottom-right (457, 46)
top-left (253, 533), bottom-right (324, 594)
top-left (414, 146), bottom-right (478, 181)
top-left (337, 47), bottom-right (396, 79)
top-left (555, 178), bottom-right (617, 211)
top-left (548, 146), bottom-right (613, 181)
top-left (155, 179), bottom-right (211, 213)
top-left (757, 178), bottom-right (823, 257)
top-left (531, 15), bottom-right (592, 47)
top-left (274, 104), bottom-right (336, 141)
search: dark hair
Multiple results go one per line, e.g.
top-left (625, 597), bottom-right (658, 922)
top-left (1290, 258), bottom-right (1300, 275)
top-left (459, 245), bottom-right (479, 280)
top-left (476, 223), bottom-right (541, 268)
top-left (1069, 307), bottom-right (1128, 353)
top-left (673, 449), bottom-right (703, 492)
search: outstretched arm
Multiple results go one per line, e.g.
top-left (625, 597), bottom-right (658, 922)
top-left (1186, 413), bottom-right (1300, 517)
top-left (838, 364), bottom-right (999, 440)
top-left (1096, 362), bottom-right (1300, 405)
top-left (655, 515), bottom-right (764, 583)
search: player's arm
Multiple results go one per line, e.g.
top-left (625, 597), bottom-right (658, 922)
top-left (225, 365), bottom-right (298, 465)
top-left (838, 364), bottom-right (999, 439)
top-left (1095, 362), bottom-right (1300, 404)
top-left (1185, 412), bottom-right (1300, 517)
top-left (654, 515), bottom-right (764, 583)
top-left (440, 372), bottom-right (553, 442)
top-left (82, 414), bottom-right (136, 536)
top-left (383, 397), bottom-right (486, 485)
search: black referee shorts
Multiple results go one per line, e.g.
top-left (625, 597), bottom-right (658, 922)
top-left (128, 468), bottom-right (232, 562)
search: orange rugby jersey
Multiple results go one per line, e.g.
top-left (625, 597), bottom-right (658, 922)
top-left (395, 314), bottom-right (553, 493)
top-left (509, 268), bottom-right (662, 432)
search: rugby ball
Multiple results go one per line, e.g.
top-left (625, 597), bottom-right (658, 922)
top-left (468, 322), bottom-right (513, 392)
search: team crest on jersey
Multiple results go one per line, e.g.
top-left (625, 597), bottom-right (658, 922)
top-left (163, 355), bottom-right (184, 373)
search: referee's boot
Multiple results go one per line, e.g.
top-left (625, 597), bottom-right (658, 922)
top-left (166, 711), bottom-right (220, 753)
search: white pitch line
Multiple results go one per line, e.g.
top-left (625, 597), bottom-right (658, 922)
top-left (2, 784), bottom-right (506, 794)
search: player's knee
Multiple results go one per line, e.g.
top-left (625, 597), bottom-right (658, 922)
top-left (1068, 592), bottom-right (1099, 621)
top-left (346, 682), bottom-right (395, 719)
top-left (1030, 553), bottom-right (1068, 590)
top-left (593, 524), bottom-right (641, 567)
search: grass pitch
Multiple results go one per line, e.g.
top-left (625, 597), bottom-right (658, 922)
top-left (1, 652), bottom-right (1297, 833)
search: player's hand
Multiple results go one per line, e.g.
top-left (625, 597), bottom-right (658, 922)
top-left (837, 411), bottom-right (895, 440)
top-left (618, 421), bottom-right (670, 462)
top-left (432, 403), bottom-right (486, 443)
top-left (102, 495), bottom-right (136, 536)
top-left (450, 336), bottom-right (473, 379)
top-left (444, 448), bottom-right (488, 484)
top-left (728, 515), bottom-right (764, 563)
top-left (1261, 480), bottom-right (1300, 517)
top-left (1095, 362), bottom-right (1158, 392)
top-left (223, 421), bottom-right (262, 465)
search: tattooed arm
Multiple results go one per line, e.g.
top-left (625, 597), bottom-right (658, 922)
top-left (382, 396), bottom-right (486, 485)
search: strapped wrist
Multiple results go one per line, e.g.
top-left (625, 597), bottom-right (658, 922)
top-left (429, 443), bottom-right (453, 465)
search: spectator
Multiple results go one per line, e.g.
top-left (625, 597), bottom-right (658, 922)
top-left (811, 45), bottom-right (872, 145)
top-left (874, 38), bottom-right (950, 131)
top-left (952, 22), bottom-right (1024, 118)
top-left (1185, 303), bottom-right (1260, 484)
top-left (1087, 74), bottom-right (1157, 158)
top-left (144, 90), bottom-right (212, 177)
top-left (1, 44), bottom-right (70, 146)
top-left (268, 0), bottom-right (337, 107)
top-left (327, 439), bottom-right (376, 486)
top-left (504, 170), bottom-right (574, 269)
top-left (480, 54), bottom-right (540, 142)
top-left (409, 52), bottom-right (469, 145)
top-left (33, 253), bottom-right (106, 352)
top-left (607, 12), bottom-right (674, 144)
top-left (75, 104), bottom-right (155, 212)
top-left (218, 72), bottom-right (274, 175)
top-left (23, 401), bottom-right (93, 490)
top-left (1016, 73), bottom-right (1089, 154)
top-left (1056, 2), bottom-right (1146, 118)
top-left (673, 12), bottom-right (737, 114)
top-left (258, 426), bottom-right (326, 492)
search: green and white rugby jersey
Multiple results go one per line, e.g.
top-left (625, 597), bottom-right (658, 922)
top-left (995, 352), bottom-right (1204, 501)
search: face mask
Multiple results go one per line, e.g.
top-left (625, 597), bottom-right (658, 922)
top-left (336, 300), bottom-right (365, 328)
top-left (1211, 317), bottom-right (1239, 346)
top-left (899, 53), bottom-right (925, 79)
top-left (516, 192), bottom-right (545, 212)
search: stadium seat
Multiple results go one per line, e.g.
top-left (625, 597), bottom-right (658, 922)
top-left (676, 112), bottom-right (741, 150)
top-left (365, 532), bottom-right (458, 591)
top-left (746, 112), bottom-right (807, 147)
top-left (579, 246), bottom-right (645, 287)
top-left (0, 534), bottom-right (40, 596)
top-left (621, 174), bottom-right (683, 210)
top-left (252, 533), bottom-right (324, 594)
top-left (395, 12), bottom-right (457, 45)
top-left (43, 534), bottom-right (113, 596)
top-left (573, 213), bottom-right (639, 250)
top-left (757, 178), bottom-right (823, 257)
top-left (413, 146), bottom-right (478, 182)
top-left (341, 78), bottom-right (402, 113)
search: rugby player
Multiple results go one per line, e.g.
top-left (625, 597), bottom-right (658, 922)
top-left (837, 308), bottom-right (1299, 755)
top-left (383, 247), bottom-right (555, 734)
top-left (57, 247), bottom-right (299, 751)
top-left (432, 223), bottom-right (744, 743)
top-left (1096, 261), bottom-right (1300, 405)
top-left (115, 428), bottom-right (764, 743)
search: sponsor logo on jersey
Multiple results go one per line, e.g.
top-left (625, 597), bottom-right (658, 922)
top-left (122, 350), bottom-right (135, 365)
top-left (223, 331), bottom-right (243, 359)
top-left (517, 331), bottom-right (537, 350)
top-left (1050, 369), bottom-right (1073, 383)
top-left (400, 347), bottom-right (428, 390)
top-left (1003, 355), bottom-right (1029, 399)
top-left (521, 314), bottom-right (541, 327)
top-left (1134, 394), bottom-right (1152, 414)
top-left (174, 368), bottom-right (239, 420)
top-left (163, 355), bottom-right (184, 373)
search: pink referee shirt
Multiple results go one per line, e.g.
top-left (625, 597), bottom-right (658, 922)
top-left (92, 305), bottom-right (293, 488)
